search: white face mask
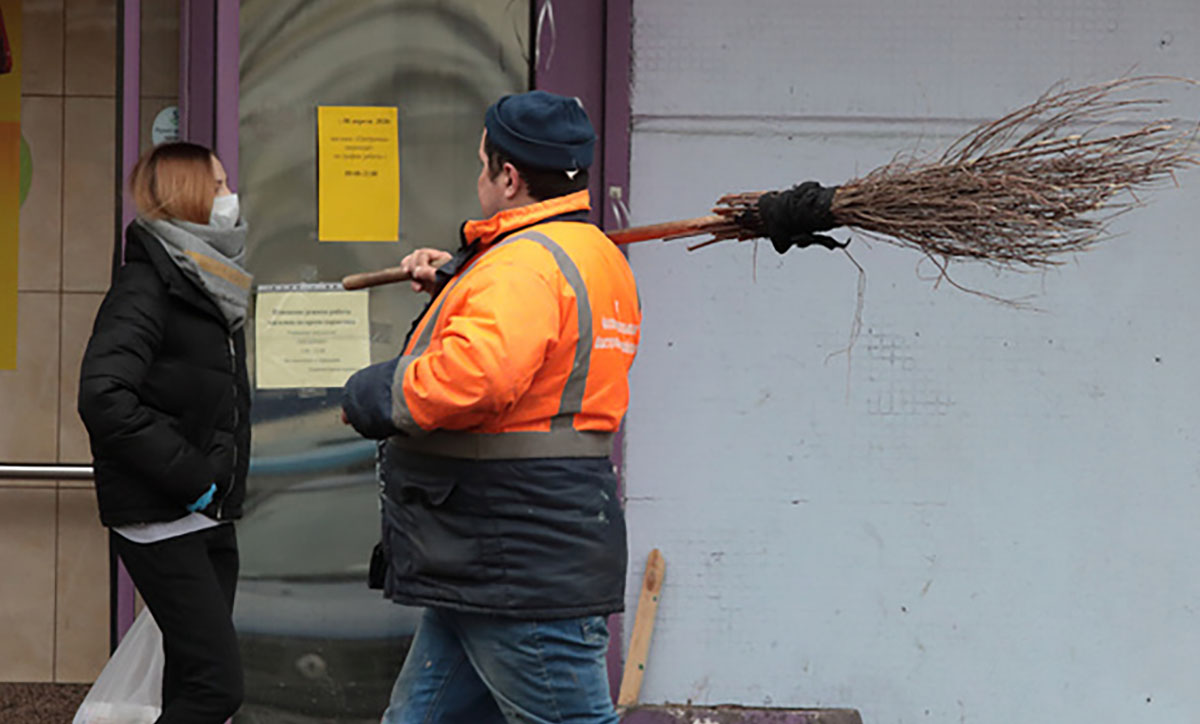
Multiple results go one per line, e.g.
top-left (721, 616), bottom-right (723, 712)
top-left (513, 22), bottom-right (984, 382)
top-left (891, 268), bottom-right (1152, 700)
top-left (209, 193), bottom-right (240, 229)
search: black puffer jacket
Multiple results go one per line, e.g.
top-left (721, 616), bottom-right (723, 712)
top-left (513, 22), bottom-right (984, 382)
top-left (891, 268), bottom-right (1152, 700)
top-left (78, 222), bottom-right (250, 527)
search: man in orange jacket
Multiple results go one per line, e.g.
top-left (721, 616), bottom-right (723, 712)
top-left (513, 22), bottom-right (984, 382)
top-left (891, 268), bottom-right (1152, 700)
top-left (342, 91), bottom-right (639, 724)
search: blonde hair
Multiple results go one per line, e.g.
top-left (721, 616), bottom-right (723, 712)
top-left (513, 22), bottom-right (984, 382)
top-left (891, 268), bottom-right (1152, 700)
top-left (129, 142), bottom-right (218, 224)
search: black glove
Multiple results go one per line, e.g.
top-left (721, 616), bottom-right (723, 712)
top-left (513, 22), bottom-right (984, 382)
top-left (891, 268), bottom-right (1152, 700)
top-left (756, 181), bottom-right (846, 254)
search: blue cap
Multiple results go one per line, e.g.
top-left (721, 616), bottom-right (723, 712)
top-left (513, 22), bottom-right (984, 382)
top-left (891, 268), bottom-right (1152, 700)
top-left (484, 91), bottom-right (596, 171)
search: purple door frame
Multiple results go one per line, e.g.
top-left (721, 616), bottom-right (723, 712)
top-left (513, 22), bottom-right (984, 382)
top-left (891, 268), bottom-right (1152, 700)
top-left (533, 0), bottom-right (635, 701)
top-left (534, 0), bottom-right (633, 233)
top-left (113, 0), bottom-right (241, 642)
top-left (113, 0), bottom-right (140, 644)
top-left (180, 0), bottom-right (239, 188)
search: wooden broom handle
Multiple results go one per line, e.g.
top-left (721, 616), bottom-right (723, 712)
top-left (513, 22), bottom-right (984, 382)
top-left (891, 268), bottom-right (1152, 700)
top-left (340, 216), bottom-right (722, 290)
top-left (342, 254), bottom-right (448, 290)
top-left (342, 265), bottom-right (412, 290)
top-left (605, 214), bottom-right (728, 245)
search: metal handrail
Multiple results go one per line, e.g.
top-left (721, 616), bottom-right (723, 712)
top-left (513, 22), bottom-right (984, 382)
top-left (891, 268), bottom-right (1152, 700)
top-left (0, 439), bottom-right (377, 481)
top-left (0, 463), bottom-right (95, 480)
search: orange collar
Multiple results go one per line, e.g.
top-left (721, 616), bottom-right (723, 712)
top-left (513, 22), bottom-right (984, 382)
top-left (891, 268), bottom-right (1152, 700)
top-left (462, 191), bottom-right (591, 248)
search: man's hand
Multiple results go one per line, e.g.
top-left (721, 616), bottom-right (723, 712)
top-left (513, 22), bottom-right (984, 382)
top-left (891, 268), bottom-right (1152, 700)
top-left (400, 248), bottom-right (453, 294)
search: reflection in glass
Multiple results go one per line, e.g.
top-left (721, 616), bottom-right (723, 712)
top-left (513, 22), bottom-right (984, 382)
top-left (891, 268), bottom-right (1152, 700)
top-left (236, 2), bottom-right (530, 720)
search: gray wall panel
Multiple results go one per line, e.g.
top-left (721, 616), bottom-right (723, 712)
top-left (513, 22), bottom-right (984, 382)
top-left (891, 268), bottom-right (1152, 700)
top-left (633, 0), bottom-right (1199, 120)
top-left (623, 2), bottom-right (1200, 722)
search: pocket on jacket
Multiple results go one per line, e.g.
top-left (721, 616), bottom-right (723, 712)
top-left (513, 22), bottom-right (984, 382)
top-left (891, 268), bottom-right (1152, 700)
top-left (390, 468), bottom-right (457, 506)
top-left (368, 541), bottom-right (388, 590)
top-left (382, 471), bottom-right (498, 583)
top-left (205, 430), bottom-right (236, 485)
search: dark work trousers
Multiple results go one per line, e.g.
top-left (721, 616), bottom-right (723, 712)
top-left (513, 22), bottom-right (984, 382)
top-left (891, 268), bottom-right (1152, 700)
top-left (111, 524), bottom-right (243, 724)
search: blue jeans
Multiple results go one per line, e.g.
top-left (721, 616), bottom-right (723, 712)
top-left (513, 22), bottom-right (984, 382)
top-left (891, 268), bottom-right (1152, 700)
top-left (382, 608), bottom-right (619, 724)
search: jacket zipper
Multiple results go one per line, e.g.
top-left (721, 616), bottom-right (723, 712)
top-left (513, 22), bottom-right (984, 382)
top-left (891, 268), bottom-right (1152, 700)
top-left (217, 334), bottom-right (237, 521)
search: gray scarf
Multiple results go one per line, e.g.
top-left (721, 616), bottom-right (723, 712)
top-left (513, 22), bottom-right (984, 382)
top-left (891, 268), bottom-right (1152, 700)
top-left (140, 218), bottom-right (253, 331)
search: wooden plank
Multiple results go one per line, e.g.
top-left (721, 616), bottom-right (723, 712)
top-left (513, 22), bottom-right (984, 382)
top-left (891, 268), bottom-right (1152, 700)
top-left (618, 548), bottom-right (666, 709)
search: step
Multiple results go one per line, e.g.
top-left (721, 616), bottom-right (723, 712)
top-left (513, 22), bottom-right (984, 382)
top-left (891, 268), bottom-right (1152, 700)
top-left (622, 705), bottom-right (864, 724)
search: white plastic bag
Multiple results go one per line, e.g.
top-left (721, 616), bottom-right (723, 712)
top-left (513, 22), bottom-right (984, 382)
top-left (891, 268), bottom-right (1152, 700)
top-left (73, 606), bottom-right (164, 724)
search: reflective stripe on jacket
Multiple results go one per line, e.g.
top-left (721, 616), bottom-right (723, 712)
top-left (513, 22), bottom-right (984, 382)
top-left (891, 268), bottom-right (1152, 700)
top-left (345, 190), bottom-right (641, 459)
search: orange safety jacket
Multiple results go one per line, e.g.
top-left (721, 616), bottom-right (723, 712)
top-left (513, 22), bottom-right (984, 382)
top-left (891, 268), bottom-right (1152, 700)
top-left (347, 190), bottom-right (641, 460)
top-left (342, 191), bottom-right (638, 616)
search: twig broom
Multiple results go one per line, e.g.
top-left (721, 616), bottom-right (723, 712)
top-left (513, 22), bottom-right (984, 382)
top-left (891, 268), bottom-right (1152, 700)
top-left (343, 77), bottom-right (1198, 290)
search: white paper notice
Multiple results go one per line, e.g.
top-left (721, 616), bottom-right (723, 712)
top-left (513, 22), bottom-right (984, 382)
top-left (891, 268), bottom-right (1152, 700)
top-left (255, 285), bottom-right (371, 389)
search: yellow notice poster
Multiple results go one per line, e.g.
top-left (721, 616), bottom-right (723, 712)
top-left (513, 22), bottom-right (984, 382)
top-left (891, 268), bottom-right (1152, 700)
top-left (0, 0), bottom-right (21, 370)
top-left (317, 106), bottom-right (399, 242)
top-left (255, 284), bottom-right (372, 389)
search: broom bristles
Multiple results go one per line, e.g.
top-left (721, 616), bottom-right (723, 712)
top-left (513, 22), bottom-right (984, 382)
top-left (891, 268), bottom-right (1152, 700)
top-left (708, 76), bottom-right (1199, 268)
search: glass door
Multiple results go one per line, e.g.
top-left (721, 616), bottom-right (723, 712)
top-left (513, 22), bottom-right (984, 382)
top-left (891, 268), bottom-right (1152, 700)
top-left (233, 3), bottom-right (532, 720)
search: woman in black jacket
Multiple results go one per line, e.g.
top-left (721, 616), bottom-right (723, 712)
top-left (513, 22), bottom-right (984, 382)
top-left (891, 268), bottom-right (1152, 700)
top-left (78, 141), bottom-right (251, 723)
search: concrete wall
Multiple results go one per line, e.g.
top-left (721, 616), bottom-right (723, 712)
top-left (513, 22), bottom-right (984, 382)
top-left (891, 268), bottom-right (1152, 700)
top-left (621, 2), bottom-right (1200, 722)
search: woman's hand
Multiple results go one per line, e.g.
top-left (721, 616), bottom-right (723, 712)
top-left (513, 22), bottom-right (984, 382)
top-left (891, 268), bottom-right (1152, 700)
top-left (400, 248), bottom-right (452, 294)
top-left (186, 483), bottom-right (217, 513)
